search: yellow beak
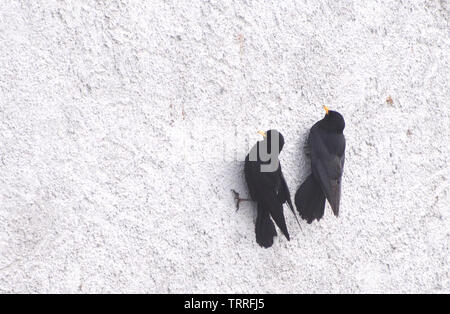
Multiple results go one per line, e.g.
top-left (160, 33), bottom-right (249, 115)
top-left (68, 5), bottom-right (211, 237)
top-left (257, 130), bottom-right (267, 138)
top-left (323, 105), bottom-right (329, 115)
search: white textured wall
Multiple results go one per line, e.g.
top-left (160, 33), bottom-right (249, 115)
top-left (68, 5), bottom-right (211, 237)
top-left (1, 0), bottom-right (449, 293)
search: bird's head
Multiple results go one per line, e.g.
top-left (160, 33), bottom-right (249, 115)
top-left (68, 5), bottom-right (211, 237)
top-left (257, 129), bottom-right (285, 154)
top-left (320, 106), bottom-right (345, 133)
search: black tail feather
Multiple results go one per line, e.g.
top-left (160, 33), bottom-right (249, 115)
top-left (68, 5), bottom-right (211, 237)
top-left (255, 205), bottom-right (277, 248)
top-left (267, 205), bottom-right (290, 241)
top-left (255, 204), bottom-right (277, 248)
top-left (295, 174), bottom-right (326, 224)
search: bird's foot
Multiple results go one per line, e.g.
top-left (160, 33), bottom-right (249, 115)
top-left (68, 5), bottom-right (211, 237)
top-left (231, 189), bottom-right (251, 211)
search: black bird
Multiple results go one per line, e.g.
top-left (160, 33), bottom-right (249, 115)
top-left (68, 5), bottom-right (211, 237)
top-left (295, 106), bottom-right (346, 223)
top-left (233, 130), bottom-right (299, 248)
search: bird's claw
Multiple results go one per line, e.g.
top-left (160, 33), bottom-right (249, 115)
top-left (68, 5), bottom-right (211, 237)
top-left (231, 189), bottom-right (241, 211)
top-left (232, 189), bottom-right (253, 211)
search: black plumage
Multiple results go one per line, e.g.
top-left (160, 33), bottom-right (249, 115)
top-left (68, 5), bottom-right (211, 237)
top-left (242, 130), bottom-right (298, 248)
top-left (295, 107), bottom-right (346, 223)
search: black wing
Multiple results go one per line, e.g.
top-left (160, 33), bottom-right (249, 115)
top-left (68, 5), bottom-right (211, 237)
top-left (245, 157), bottom-right (290, 240)
top-left (278, 168), bottom-right (301, 227)
top-left (309, 126), bottom-right (346, 216)
top-left (244, 154), bottom-right (258, 201)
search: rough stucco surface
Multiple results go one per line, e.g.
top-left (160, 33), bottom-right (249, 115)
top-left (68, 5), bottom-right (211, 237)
top-left (0, 0), bottom-right (449, 294)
